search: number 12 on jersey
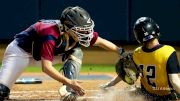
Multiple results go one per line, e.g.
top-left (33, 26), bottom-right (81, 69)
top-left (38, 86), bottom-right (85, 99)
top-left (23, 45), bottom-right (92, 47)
top-left (140, 65), bottom-right (156, 87)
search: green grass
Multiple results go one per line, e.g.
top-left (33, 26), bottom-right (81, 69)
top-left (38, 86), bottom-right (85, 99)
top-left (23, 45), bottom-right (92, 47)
top-left (24, 64), bottom-right (115, 73)
top-left (80, 64), bottom-right (115, 72)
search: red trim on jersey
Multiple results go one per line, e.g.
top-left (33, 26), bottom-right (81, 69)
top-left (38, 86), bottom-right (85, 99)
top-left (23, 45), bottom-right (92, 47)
top-left (90, 32), bottom-right (99, 46)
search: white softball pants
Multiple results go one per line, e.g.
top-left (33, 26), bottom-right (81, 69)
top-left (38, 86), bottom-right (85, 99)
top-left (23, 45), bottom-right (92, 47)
top-left (0, 40), bottom-right (32, 89)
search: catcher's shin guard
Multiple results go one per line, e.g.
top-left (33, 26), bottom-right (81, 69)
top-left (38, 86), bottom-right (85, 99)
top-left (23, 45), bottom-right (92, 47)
top-left (62, 48), bottom-right (83, 93)
top-left (0, 83), bottom-right (10, 100)
top-left (63, 59), bottom-right (81, 80)
top-left (63, 47), bottom-right (83, 79)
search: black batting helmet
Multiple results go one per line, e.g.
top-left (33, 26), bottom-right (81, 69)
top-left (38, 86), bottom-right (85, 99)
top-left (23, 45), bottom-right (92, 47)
top-left (60, 6), bottom-right (94, 47)
top-left (133, 17), bottom-right (160, 44)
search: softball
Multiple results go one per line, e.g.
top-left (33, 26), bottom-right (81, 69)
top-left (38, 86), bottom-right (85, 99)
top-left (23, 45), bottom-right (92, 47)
top-left (125, 75), bottom-right (133, 85)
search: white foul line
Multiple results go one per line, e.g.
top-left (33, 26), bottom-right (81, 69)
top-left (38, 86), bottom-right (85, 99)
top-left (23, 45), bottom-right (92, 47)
top-left (11, 90), bottom-right (99, 94)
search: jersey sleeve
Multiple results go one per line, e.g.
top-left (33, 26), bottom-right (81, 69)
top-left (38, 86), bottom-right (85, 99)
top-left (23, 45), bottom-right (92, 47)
top-left (166, 51), bottom-right (180, 74)
top-left (90, 31), bottom-right (99, 46)
top-left (40, 40), bottom-right (55, 61)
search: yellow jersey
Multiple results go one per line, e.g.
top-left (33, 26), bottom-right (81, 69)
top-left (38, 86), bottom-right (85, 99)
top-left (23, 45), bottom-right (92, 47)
top-left (133, 45), bottom-right (175, 96)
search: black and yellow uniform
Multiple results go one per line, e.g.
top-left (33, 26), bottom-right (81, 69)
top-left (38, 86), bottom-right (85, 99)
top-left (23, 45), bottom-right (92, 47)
top-left (133, 44), bottom-right (180, 100)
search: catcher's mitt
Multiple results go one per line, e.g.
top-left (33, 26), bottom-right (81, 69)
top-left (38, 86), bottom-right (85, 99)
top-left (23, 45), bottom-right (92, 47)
top-left (116, 53), bottom-right (139, 85)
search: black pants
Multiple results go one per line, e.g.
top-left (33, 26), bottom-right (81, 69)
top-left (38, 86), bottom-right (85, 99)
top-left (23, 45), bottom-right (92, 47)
top-left (138, 85), bottom-right (180, 101)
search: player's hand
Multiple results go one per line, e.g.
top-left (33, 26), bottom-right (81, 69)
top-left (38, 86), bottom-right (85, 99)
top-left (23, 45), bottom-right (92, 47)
top-left (100, 76), bottom-right (122, 91)
top-left (99, 81), bottom-right (114, 91)
top-left (116, 52), bottom-right (139, 85)
top-left (99, 83), bottom-right (110, 90)
top-left (68, 80), bottom-right (85, 96)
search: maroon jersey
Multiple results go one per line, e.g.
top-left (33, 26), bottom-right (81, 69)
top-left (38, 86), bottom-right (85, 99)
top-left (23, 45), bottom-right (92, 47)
top-left (15, 20), bottom-right (98, 61)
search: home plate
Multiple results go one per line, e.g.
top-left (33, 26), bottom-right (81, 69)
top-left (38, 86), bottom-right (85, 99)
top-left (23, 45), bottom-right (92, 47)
top-left (15, 77), bottom-right (42, 84)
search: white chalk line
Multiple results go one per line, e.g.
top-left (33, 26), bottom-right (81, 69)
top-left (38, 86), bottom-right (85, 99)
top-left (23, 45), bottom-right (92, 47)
top-left (11, 89), bottom-right (99, 94)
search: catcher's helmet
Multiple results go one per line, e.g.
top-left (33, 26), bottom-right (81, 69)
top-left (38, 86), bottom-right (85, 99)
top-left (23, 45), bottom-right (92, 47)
top-left (133, 17), bottom-right (160, 44)
top-left (60, 6), bottom-right (94, 47)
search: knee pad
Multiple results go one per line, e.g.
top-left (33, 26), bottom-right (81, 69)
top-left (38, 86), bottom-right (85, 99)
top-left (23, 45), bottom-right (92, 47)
top-left (62, 48), bottom-right (83, 79)
top-left (62, 47), bottom-right (83, 62)
top-left (63, 60), bottom-right (81, 79)
top-left (0, 83), bottom-right (10, 100)
top-left (71, 48), bottom-right (83, 61)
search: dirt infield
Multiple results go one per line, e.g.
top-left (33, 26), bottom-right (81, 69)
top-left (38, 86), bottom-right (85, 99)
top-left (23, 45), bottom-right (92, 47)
top-left (10, 72), bottom-right (133, 101)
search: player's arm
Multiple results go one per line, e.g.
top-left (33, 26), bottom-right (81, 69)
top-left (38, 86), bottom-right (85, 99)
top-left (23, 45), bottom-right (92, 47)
top-left (167, 52), bottom-right (180, 94)
top-left (40, 41), bottom-right (85, 96)
top-left (41, 59), bottom-right (70, 84)
top-left (106, 75), bottom-right (122, 86)
top-left (94, 36), bottom-right (124, 55)
top-left (41, 59), bottom-right (85, 96)
top-left (100, 75), bottom-right (122, 89)
top-left (168, 74), bottom-right (180, 93)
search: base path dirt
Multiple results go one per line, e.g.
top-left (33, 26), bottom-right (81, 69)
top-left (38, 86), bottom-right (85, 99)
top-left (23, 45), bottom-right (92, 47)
top-left (10, 72), bottom-right (133, 101)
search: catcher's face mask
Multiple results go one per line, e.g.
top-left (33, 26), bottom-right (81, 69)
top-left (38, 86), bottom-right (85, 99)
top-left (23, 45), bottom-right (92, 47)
top-left (65, 22), bottom-right (94, 47)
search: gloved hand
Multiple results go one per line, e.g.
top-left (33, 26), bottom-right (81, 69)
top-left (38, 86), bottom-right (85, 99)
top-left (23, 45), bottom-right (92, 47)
top-left (115, 52), bottom-right (139, 85)
top-left (118, 48), bottom-right (129, 59)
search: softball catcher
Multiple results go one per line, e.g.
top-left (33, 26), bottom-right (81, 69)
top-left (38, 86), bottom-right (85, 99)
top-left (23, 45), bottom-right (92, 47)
top-left (0, 6), bottom-right (125, 101)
